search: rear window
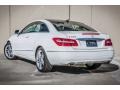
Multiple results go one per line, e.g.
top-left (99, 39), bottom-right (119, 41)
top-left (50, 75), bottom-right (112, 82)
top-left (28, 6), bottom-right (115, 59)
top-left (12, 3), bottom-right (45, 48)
top-left (49, 20), bottom-right (96, 32)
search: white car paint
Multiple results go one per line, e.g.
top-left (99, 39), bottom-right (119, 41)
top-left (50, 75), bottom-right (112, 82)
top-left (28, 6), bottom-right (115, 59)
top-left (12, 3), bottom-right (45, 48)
top-left (6, 19), bottom-right (114, 65)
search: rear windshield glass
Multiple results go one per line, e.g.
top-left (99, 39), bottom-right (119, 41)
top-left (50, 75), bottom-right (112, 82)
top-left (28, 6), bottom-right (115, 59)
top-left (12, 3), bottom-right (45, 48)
top-left (49, 20), bottom-right (96, 32)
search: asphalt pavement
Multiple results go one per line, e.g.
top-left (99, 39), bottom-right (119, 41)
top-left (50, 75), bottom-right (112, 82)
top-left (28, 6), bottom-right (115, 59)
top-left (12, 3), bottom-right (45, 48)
top-left (0, 54), bottom-right (120, 85)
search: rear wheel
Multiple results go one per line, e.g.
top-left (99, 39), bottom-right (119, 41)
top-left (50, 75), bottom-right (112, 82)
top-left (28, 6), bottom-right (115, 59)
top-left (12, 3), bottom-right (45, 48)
top-left (35, 47), bottom-right (52, 72)
top-left (85, 63), bottom-right (101, 70)
top-left (4, 42), bottom-right (16, 60)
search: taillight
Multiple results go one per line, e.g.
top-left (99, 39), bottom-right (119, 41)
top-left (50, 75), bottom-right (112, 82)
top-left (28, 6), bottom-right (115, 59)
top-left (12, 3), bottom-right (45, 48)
top-left (53, 38), bottom-right (78, 46)
top-left (105, 39), bottom-right (112, 46)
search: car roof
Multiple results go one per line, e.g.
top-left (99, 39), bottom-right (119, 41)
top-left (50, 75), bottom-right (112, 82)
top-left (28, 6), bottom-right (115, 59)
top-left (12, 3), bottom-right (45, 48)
top-left (46, 19), bottom-right (82, 23)
top-left (46, 19), bottom-right (67, 22)
top-left (46, 19), bottom-right (88, 27)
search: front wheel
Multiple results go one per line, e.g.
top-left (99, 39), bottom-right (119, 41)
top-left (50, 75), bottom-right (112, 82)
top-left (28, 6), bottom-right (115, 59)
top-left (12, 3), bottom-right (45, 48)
top-left (4, 42), bottom-right (16, 60)
top-left (85, 63), bottom-right (101, 70)
top-left (35, 47), bottom-right (52, 72)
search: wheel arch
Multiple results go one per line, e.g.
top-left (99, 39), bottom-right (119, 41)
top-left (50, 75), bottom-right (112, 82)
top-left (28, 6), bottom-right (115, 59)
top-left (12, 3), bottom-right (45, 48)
top-left (6, 40), bottom-right (10, 44)
top-left (35, 45), bottom-right (52, 65)
top-left (35, 45), bottom-right (43, 56)
top-left (5, 40), bottom-right (14, 49)
top-left (4, 40), bottom-right (16, 60)
top-left (35, 45), bottom-right (48, 58)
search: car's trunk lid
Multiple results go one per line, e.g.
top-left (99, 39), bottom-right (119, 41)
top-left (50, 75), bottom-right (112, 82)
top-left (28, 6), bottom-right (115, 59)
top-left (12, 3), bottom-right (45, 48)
top-left (59, 31), bottom-right (107, 50)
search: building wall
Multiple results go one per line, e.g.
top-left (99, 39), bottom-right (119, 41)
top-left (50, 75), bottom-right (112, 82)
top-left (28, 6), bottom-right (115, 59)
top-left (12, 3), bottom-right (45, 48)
top-left (0, 6), bottom-right (9, 53)
top-left (70, 5), bottom-right (92, 26)
top-left (10, 5), bottom-right (69, 34)
top-left (92, 6), bottom-right (120, 58)
top-left (0, 5), bottom-right (120, 59)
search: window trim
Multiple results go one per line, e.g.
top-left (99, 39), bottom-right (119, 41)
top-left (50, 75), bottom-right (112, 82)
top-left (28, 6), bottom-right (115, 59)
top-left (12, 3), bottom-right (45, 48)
top-left (19, 21), bottom-right (50, 35)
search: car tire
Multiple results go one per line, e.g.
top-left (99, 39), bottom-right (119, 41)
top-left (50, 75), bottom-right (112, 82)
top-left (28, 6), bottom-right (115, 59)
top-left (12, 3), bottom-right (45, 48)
top-left (85, 63), bottom-right (101, 70)
top-left (4, 42), bottom-right (16, 60)
top-left (35, 47), bottom-right (52, 72)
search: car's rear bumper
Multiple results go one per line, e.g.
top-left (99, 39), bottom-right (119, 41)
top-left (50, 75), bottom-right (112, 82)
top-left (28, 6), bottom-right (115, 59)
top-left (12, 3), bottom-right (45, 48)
top-left (46, 49), bottom-right (114, 65)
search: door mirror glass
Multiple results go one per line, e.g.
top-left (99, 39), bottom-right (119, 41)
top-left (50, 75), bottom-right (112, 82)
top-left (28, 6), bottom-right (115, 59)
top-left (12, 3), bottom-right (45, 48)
top-left (14, 30), bottom-right (19, 34)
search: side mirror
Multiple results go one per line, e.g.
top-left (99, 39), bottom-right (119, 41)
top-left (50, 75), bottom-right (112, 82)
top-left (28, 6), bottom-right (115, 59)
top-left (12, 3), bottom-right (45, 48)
top-left (14, 30), bottom-right (19, 34)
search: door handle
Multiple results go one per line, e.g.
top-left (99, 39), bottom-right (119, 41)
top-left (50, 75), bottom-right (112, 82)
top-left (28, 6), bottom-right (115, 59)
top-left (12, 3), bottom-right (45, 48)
top-left (25, 36), bottom-right (29, 38)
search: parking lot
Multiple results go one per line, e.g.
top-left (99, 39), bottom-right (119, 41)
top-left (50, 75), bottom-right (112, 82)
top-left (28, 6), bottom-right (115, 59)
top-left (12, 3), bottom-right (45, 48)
top-left (0, 54), bottom-right (120, 85)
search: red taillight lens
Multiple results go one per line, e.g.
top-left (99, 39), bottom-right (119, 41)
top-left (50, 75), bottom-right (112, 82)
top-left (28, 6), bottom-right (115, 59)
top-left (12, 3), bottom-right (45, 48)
top-left (105, 39), bottom-right (112, 46)
top-left (53, 38), bottom-right (78, 46)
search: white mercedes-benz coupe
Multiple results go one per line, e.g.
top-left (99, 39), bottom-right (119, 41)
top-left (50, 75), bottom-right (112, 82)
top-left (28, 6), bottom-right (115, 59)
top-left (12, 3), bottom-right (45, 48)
top-left (4, 19), bottom-right (114, 72)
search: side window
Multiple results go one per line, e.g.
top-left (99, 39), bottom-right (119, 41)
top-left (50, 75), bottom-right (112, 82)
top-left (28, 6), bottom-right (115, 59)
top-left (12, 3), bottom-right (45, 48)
top-left (34, 24), bottom-right (41, 32)
top-left (39, 23), bottom-right (49, 32)
top-left (20, 22), bottom-right (49, 34)
top-left (33, 23), bottom-right (49, 32)
top-left (21, 24), bottom-right (37, 34)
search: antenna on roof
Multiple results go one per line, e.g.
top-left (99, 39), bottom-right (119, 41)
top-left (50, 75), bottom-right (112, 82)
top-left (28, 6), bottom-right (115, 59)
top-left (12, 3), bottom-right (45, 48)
top-left (68, 5), bottom-right (71, 21)
top-left (65, 5), bottom-right (71, 23)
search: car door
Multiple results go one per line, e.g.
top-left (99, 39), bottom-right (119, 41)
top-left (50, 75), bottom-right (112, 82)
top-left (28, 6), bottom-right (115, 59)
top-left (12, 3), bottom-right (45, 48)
top-left (14, 22), bottom-right (39, 59)
top-left (14, 21), bottom-right (50, 60)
